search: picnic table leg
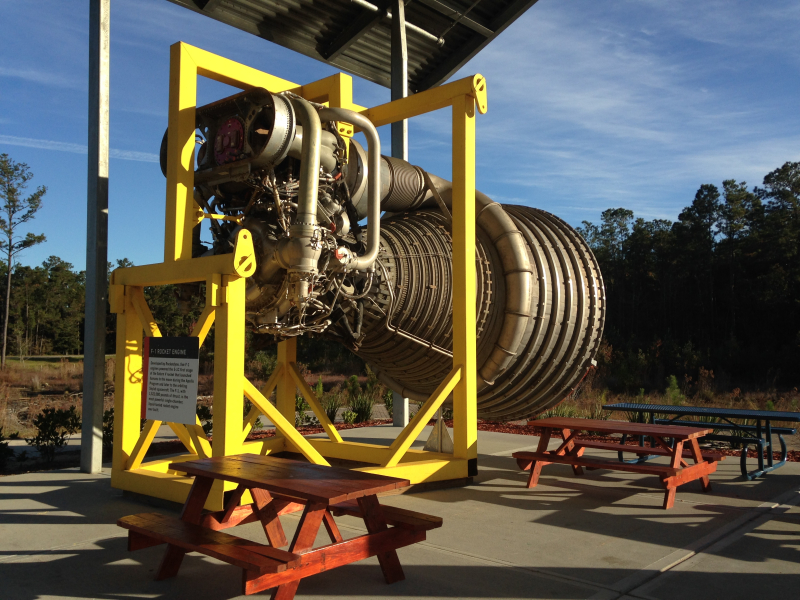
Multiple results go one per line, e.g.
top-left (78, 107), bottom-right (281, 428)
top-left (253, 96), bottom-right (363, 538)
top-left (268, 501), bottom-right (327, 600)
top-left (561, 428), bottom-right (584, 476)
top-left (526, 429), bottom-right (551, 488)
top-left (251, 488), bottom-right (289, 547)
top-left (156, 475), bottom-right (214, 580)
top-left (322, 510), bottom-right (343, 543)
top-left (687, 439), bottom-right (711, 492)
top-left (662, 440), bottom-right (684, 510)
top-left (358, 494), bottom-right (405, 584)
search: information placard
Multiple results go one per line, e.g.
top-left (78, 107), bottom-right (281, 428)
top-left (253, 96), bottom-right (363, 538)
top-left (142, 337), bottom-right (199, 425)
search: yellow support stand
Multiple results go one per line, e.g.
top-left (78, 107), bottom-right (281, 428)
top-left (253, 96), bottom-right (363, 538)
top-left (110, 42), bottom-right (486, 510)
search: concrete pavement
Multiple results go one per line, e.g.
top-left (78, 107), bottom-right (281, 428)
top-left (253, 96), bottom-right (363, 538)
top-left (1, 425), bottom-right (799, 599)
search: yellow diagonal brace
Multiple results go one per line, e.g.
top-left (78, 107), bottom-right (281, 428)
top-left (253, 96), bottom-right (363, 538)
top-left (288, 362), bottom-right (343, 443)
top-left (187, 423), bottom-right (210, 459)
top-left (190, 416), bottom-right (213, 456)
top-left (382, 367), bottom-right (462, 468)
top-left (191, 303), bottom-right (215, 345)
top-left (167, 422), bottom-right (198, 455)
top-left (242, 405), bottom-right (262, 439)
top-left (126, 419), bottom-right (161, 470)
top-left (242, 364), bottom-right (284, 442)
top-left (243, 377), bottom-right (330, 466)
top-left (130, 287), bottom-right (162, 337)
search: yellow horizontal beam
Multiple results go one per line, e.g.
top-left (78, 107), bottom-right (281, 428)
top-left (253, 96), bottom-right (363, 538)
top-left (112, 229), bottom-right (255, 287)
top-left (185, 43), bottom-right (299, 94)
top-left (242, 436), bottom-right (286, 456)
top-left (361, 74), bottom-right (487, 128)
top-left (114, 467), bottom-right (225, 511)
top-left (136, 453), bottom-right (200, 473)
top-left (357, 458), bottom-right (469, 483)
top-left (309, 439), bottom-right (453, 465)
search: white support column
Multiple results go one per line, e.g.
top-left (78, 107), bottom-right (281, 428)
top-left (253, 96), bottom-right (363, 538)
top-left (392, 391), bottom-right (409, 427)
top-left (81, 0), bottom-right (110, 474)
top-left (391, 0), bottom-right (408, 160)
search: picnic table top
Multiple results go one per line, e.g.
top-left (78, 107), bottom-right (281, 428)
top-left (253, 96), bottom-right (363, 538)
top-left (170, 454), bottom-right (410, 505)
top-left (532, 417), bottom-right (712, 440)
top-left (602, 403), bottom-right (800, 422)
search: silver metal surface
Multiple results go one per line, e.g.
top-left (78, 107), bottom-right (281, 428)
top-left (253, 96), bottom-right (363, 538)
top-left (81, 0), bottom-right (110, 474)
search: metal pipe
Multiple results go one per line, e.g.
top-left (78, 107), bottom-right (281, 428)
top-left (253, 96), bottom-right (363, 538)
top-left (286, 97), bottom-right (321, 228)
top-left (81, 0), bottom-right (109, 475)
top-left (350, 0), bottom-right (443, 44)
top-left (318, 107), bottom-right (381, 271)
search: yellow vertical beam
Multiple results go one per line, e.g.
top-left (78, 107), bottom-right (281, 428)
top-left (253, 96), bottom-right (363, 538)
top-left (111, 288), bottom-right (144, 486)
top-left (451, 94), bottom-right (478, 475)
top-left (276, 339), bottom-right (297, 424)
top-left (212, 275), bottom-right (246, 457)
top-left (165, 42), bottom-right (198, 263)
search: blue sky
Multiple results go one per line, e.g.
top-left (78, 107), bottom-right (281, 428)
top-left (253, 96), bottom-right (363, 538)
top-left (1, 0), bottom-right (799, 270)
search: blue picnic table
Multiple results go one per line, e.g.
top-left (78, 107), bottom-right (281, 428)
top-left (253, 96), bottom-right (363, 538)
top-left (602, 403), bottom-right (800, 480)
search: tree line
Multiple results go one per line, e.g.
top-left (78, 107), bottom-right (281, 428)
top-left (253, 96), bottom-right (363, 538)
top-left (2, 153), bottom-right (798, 393)
top-left (578, 161), bottom-right (800, 393)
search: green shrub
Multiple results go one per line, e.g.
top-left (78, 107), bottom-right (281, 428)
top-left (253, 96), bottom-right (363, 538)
top-left (345, 375), bottom-right (361, 401)
top-left (350, 394), bottom-right (374, 423)
top-left (27, 405), bottom-right (81, 463)
top-left (295, 395), bottom-right (318, 427)
top-left (243, 399), bottom-right (262, 430)
top-left (197, 405), bottom-right (213, 435)
top-left (322, 394), bottom-right (342, 423)
top-left (665, 375), bottom-right (684, 406)
top-left (251, 351), bottom-right (278, 380)
top-left (536, 403), bottom-right (579, 420)
top-left (341, 410), bottom-right (357, 424)
top-left (102, 409), bottom-right (115, 452)
top-left (383, 390), bottom-right (394, 419)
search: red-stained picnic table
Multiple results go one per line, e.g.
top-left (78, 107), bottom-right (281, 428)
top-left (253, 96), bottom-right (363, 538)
top-left (117, 454), bottom-right (442, 598)
top-left (513, 417), bottom-right (725, 509)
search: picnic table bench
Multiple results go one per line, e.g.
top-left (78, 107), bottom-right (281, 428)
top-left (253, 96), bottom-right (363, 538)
top-left (513, 417), bottom-right (722, 509)
top-left (603, 403), bottom-right (800, 480)
top-left (117, 454), bottom-right (442, 598)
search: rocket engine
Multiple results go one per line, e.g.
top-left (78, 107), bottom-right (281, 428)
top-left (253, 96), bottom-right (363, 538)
top-left (161, 88), bottom-right (605, 420)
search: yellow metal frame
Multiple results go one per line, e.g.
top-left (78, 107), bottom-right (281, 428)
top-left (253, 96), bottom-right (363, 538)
top-left (110, 42), bottom-right (485, 510)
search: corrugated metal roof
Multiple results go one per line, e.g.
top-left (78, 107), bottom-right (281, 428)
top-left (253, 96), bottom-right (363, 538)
top-left (167, 0), bottom-right (539, 91)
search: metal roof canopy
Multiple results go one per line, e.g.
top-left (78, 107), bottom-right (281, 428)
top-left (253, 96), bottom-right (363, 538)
top-left (168, 0), bottom-right (539, 92)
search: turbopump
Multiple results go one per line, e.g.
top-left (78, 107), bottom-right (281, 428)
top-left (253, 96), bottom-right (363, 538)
top-left (161, 88), bottom-right (606, 421)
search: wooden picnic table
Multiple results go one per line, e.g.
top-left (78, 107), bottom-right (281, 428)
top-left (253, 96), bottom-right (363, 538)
top-left (117, 454), bottom-right (442, 598)
top-left (513, 417), bottom-right (724, 509)
top-left (603, 403), bottom-right (800, 480)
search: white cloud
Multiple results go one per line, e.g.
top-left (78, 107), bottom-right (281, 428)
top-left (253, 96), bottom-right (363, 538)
top-left (0, 135), bottom-right (159, 163)
top-left (0, 66), bottom-right (81, 89)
